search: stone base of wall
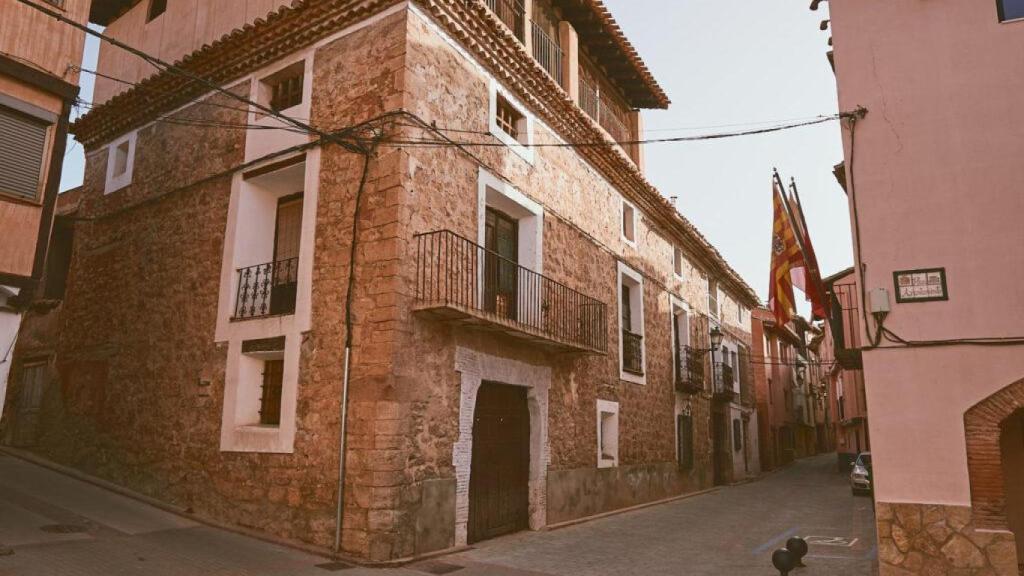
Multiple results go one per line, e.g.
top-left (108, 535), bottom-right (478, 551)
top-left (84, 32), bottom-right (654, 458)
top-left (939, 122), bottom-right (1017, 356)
top-left (545, 462), bottom-right (708, 526)
top-left (877, 502), bottom-right (1020, 576)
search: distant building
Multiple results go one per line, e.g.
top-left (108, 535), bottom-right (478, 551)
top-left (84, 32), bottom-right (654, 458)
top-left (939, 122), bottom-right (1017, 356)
top-left (1, 0), bottom-right (759, 562)
top-left (0, 0), bottom-right (90, 419)
top-left (827, 0), bottom-right (1024, 573)
top-left (753, 308), bottom-right (807, 470)
top-left (816, 268), bottom-right (867, 470)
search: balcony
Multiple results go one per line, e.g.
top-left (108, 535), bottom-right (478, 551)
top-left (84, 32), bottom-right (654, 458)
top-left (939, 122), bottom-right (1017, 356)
top-left (712, 362), bottom-right (736, 403)
top-left (233, 258), bottom-right (298, 320)
top-left (485, 0), bottom-right (525, 41)
top-left (675, 345), bottom-right (705, 394)
top-left (531, 21), bottom-right (563, 86)
top-left (579, 70), bottom-right (633, 147)
top-left (414, 230), bottom-right (607, 354)
top-left (622, 329), bottom-right (643, 375)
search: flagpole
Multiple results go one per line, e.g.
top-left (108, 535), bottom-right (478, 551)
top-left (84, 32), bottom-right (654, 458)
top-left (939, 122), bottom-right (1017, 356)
top-left (773, 169), bottom-right (809, 259)
top-left (788, 177), bottom-right (814, 251)
top-left (789, 176), bottom-right (829, 320)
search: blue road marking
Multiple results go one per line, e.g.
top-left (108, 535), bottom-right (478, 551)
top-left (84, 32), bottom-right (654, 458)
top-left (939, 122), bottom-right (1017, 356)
top-left (753, 527), bottom-right (800, 556)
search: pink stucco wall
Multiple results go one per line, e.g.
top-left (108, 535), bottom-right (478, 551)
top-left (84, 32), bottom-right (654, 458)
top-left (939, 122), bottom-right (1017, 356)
top-left (831, 0), bottom-right (1024, 505)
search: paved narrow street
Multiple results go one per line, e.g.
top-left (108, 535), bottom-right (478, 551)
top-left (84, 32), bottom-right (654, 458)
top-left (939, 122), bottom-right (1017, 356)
top-left (0, 452), bottom-right (875, 576)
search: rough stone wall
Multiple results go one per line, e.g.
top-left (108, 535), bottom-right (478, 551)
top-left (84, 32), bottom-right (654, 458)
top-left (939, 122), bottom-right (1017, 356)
top-left (7, 10), bottom-right (413, 558)
top-left (876, 502), bottom-right (1020, 576)
top-left (387, 8), bottom-right (720, 541)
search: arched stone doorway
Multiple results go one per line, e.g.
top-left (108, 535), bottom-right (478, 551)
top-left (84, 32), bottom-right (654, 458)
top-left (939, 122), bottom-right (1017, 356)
top-left (964, 378), bottom-right (1024, 575)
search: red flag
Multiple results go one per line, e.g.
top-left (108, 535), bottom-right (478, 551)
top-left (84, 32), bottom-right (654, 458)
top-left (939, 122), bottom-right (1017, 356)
top-left (786, 187), bottom-right (828, 320)
top-left (768, 176), bottom-right (805, 326)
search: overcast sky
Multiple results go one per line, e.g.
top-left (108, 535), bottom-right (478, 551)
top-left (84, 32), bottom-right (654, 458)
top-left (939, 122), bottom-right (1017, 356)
top-left (60, 1), bottom-right (852, 308)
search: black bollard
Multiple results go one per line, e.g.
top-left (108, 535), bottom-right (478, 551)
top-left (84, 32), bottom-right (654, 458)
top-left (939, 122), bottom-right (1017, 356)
top-left (786, 537), bottom-right (809, 567)
top-left (772, 548), bottom-right (796, 575)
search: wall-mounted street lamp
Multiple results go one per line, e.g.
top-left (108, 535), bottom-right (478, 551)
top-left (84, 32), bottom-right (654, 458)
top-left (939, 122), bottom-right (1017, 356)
top-left (709, 326), bottom-right (724, 350)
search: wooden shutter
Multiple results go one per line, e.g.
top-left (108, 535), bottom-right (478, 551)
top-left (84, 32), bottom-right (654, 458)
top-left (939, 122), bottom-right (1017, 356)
top-left (0, 107), bottom-right (48, 201)
top-left (678, 415), bottom-right (694, 470)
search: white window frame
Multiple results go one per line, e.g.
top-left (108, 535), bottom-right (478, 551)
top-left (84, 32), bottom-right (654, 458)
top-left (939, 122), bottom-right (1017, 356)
top-left (596, 399), bottom-right (619, 468)
top-left (673, 246), bottom-right (684, 279)
top-left (245, 53), bottom-right (313, 163)
top-left (621, 198), bottom-right (637, 247)
top-left (670, 295), bottom-right (690, 386)
top-left (618, 261), bottom-right (645, 385)
top-left (488, 80), bottom-right (534, 164)
top-left (477, 168), bottom-right (544, 274)
top-left (104, 130), bottom-right (137, 194)
top-left (708, 277), bottom-right (720, 319)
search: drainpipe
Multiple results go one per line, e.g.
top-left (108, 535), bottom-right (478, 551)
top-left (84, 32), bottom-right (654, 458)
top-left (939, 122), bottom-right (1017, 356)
top-left (333, 144), bottom-right (377, 555)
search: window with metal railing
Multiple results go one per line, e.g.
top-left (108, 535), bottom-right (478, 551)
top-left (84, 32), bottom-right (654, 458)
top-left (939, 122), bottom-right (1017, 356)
top-left (233, 258), bottom-right (299, 319)
top-left (622, 329), bottom-right (644, 375)
top-left (484, 0), bottom-right (526, 41)
top-left (578, 63), bottom-right (633, 145)
top-left (414, 229), bottom-right (607, 352)
top-left (531, 21), bottom-right (563, 86)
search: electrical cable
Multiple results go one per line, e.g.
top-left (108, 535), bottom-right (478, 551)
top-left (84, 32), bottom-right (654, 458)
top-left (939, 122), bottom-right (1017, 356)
top-left (16, 0), bottom-right (366, 154)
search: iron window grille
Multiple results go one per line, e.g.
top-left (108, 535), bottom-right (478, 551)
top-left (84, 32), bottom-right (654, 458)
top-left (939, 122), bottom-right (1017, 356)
top-left (622, 329), bottom-right (644, 375)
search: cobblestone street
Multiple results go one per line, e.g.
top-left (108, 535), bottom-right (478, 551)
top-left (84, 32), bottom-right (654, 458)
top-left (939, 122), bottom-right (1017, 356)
top-left (0, 451), bottom-right (875, 576)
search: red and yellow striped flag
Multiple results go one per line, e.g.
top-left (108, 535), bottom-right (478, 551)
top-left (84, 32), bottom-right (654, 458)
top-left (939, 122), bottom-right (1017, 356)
top-left (768, 176), bottom-right (806, 326)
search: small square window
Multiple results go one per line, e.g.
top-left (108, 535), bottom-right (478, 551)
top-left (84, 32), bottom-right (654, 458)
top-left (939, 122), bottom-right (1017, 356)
top-left (673, 247), bottom-right (683, 277)
top-left (147, 0), bottom-right (167, 22)
top-left (105, 131), bottom-right (136, 194)
top-left (998, 0), bottom-right (1024, 22)
top-left (259, 62), bottom-right (305, 114)
top-left (597, 400), bottom-right (619, 468)
top-left (622, 200), bottom-right (636, 244)
top-left (112, 140), bottom-right (130, 178)
top-left (495, 94), bottom-right (525, 142)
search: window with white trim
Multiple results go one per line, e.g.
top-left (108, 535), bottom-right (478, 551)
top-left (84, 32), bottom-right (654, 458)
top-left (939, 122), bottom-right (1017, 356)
top-left (488, 81), bottom-right (534, 162)
top-left (708, 278), bottom-right (720, 319)
top-left (671, 298), bottom-right (691, 387)
top-left (618, 262), bottom-right (645, 383)
top-left (597, 400), bottom-right (619, 468)
top-left (104, 131), bottom-right (137, 194)
top-left (621, 199), bottom-right (636, 245)
top-left (257, 61), bottom-right (305, 116)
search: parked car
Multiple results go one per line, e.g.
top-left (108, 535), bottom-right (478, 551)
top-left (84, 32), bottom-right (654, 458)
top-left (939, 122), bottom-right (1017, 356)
top-left (850, 452), bottom-right (872, 495)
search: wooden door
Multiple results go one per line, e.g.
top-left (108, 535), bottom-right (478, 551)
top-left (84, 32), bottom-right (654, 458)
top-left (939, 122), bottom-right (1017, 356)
top-left (712, 410), bottom-right (728, 486)
top-left (270, 193), bottom-right (302, 315)
top-left (484, 208), bottom-right (518, 320)
top-left (469, 382), bottom-right (530, 544)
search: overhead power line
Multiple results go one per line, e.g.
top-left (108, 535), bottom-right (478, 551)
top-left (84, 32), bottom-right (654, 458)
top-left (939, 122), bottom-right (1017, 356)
top-left (16, 0), bottom-right (370, 153)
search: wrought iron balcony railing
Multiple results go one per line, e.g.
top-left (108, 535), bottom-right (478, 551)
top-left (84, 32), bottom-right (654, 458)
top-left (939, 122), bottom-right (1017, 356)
top-left (531, 21), bottom-right (563, 86)
top-left (414, 230), bottom-right (607, 353)
top-left (484, 0), bottom-right (525, 41)
top-left (233, 258), bottom-right (299, 320)
top-left (675, 345), bottom-right (705, 393)
top-left (622, 329), bottom-right (644, 375)
top-left (713, 362), bottom-right (736, 402)
top-left (578, 69), bottom-right (633, 147)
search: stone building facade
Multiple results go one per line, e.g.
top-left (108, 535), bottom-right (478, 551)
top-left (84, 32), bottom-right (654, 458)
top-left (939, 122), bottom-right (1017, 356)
top-left (1, 0), bottom-right (759, 563)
